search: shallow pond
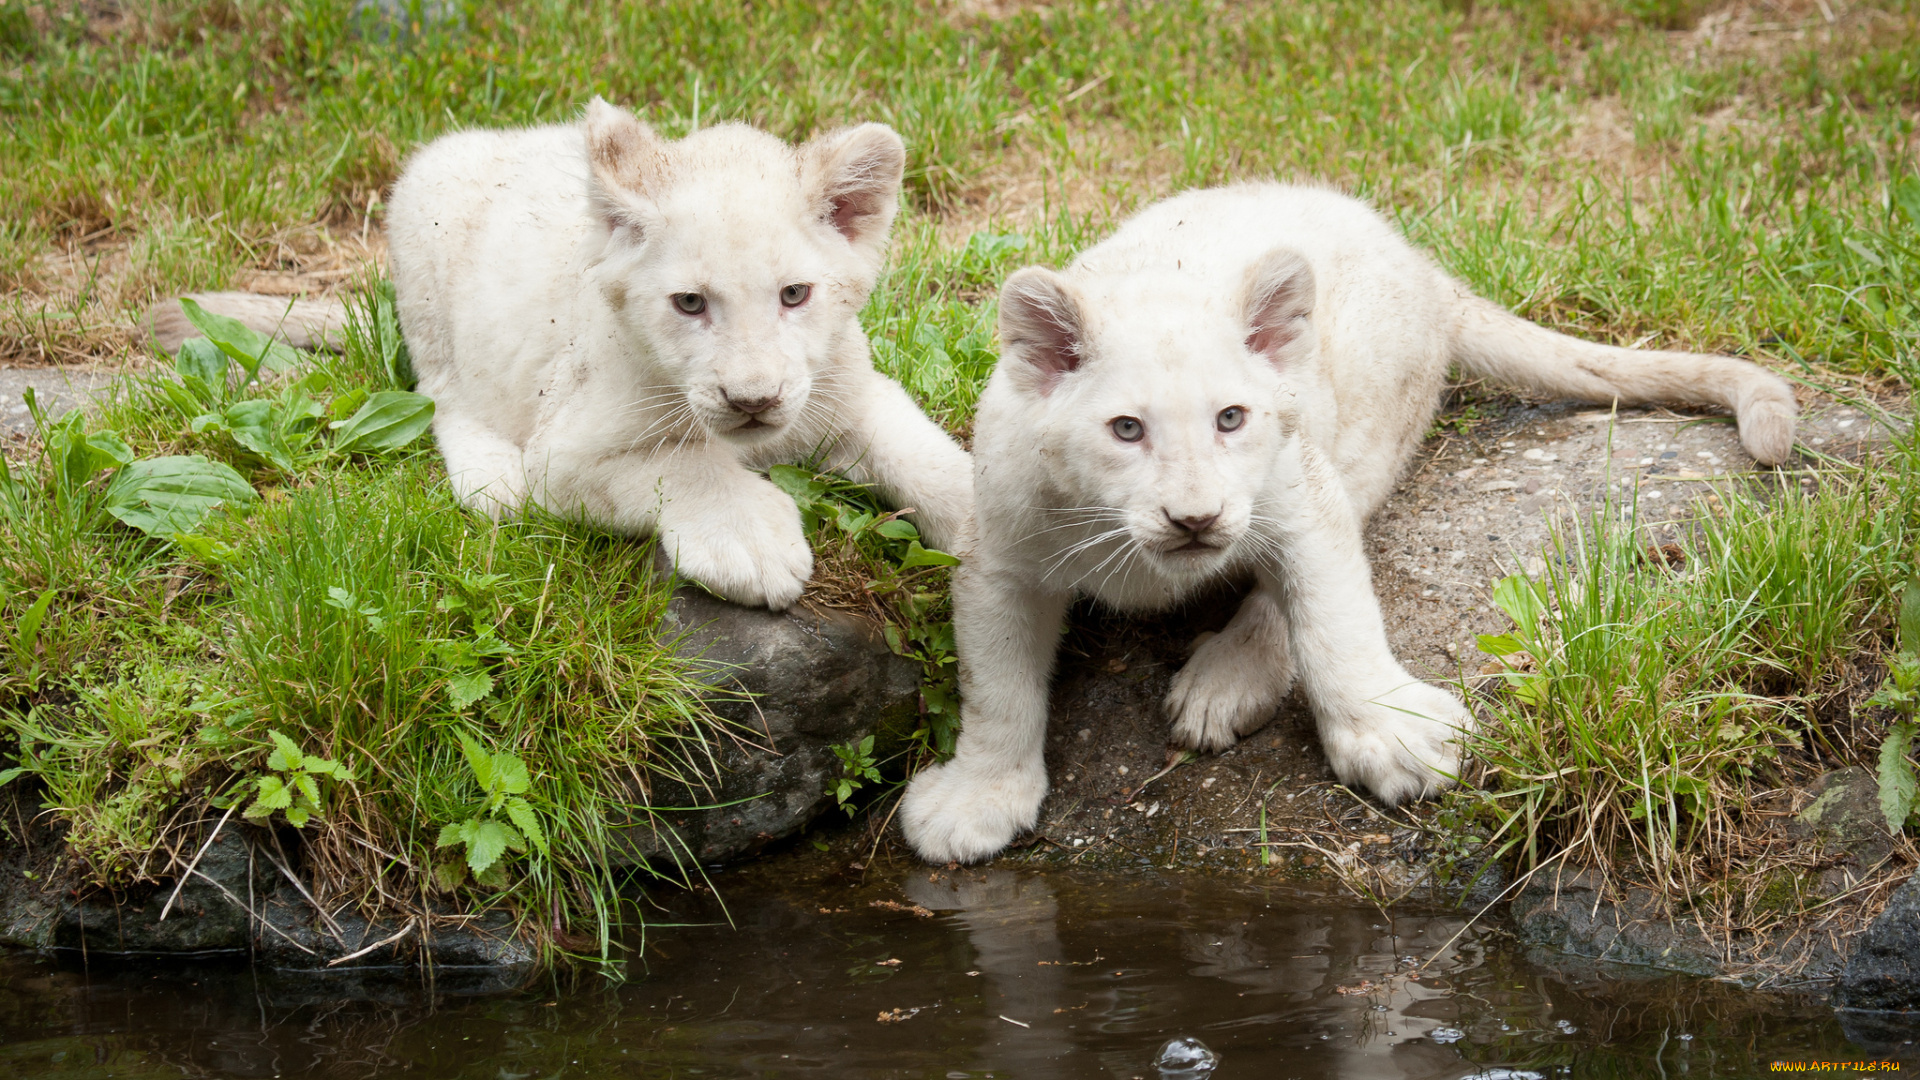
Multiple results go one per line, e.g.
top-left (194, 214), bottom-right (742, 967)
top-left (0, 866), bottom-right (1908, 1078)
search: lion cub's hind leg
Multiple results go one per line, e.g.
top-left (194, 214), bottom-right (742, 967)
top-left (1166, 584), bottom-right (1294, 752)
top-left (435, 411), bottom-right (529, 521)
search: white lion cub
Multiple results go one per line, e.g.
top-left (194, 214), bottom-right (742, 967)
top-left (901, 183), bottom-right (1797, 864)
top-left (378, 99), bottom-right (973, 609)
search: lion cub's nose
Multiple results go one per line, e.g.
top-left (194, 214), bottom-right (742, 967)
top-left (724, 391), bottom-right (782, 415)
top-left (1167, 511), bottom-right (1219, 535)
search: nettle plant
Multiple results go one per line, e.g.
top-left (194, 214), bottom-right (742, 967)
top-left (1873, 579), bottom-right (1920, 834)
top-left (436, 732), bottom-right (549, 890)
top-left (241, 730), bottom-right (353, 828)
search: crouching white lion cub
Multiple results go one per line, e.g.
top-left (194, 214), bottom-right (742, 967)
top-left (901, 182), bottom-right (1796, 864)
top-left (164, 100), bottom-right (972, 610)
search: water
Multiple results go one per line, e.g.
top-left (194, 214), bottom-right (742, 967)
top-left (0, 866), bottom-right (1907, 1078)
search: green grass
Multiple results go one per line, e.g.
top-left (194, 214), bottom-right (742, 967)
top-left (1469, 413), bottom-right (1920, 918)
top-left (1, 0), bottom-right (1918, 955)
top-left (0, 290), bottom-right (731, 966)
top-left (2, 1), bottom-right (1916, 379)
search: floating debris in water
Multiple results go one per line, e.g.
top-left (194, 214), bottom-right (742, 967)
top-left (1429, 1027), bottom-right (1465, 1044)
top-left (1463, 1071), bottom-right (1546, 1080)
top-left (1154, 1036), bottom-right (1218, 1076)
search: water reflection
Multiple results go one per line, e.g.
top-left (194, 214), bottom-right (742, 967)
top-left (0, 866), bottom-right (1895, 1078)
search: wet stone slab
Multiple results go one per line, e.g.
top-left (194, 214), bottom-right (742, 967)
top-left (0, 367), bottom-right (118, 437)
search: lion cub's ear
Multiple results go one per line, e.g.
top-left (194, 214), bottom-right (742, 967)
top-left (799, 124), bottom-right (907, 258)
top-left (1242, 247), bottom-right (1317, 370)
top-left (583, 97), bottom-right (667, 238)
top-left (999, 267), bottom-right (1087, 397)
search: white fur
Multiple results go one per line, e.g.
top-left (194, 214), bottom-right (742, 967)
top-left (902, 182), bottom-right (1798, 864)
top-left (378, 99), bottom-right (972, 608)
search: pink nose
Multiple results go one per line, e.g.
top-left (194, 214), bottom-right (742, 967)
top-left (725, 392), bottom-right (781, 415)
top-left (1168, 511), bottom-right (1219, 534)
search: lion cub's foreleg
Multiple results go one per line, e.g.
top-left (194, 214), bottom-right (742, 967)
top-left (900, 560), bottom-right (1071, 864)
top-left (1165, 583), bottom-right (1295, 752)
top-left (527, 434), bottom-right (814, 611)
top-left (816, 369), bottom-right (976, 555)
top-left (1269, 449), bottom-right (1474, 804)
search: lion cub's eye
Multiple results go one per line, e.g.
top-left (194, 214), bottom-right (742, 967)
top-left (1216, 406), bottom-right (1246, 432)
top-left (780, 283), bottom-right (812, 308)
top-left (1110, 416), bottom-right (1145, 443)
top-left (672, 293), bottom-right (707, 316)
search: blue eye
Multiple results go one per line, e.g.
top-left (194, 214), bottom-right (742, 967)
top-left (673, 293), bottom-right (707, 315)
top-left (1111, 416), bottom-right (1144, 442)
top-left (781, 283), bottom-right (811, 307)
top-left (1217, 407), bottom-right (1245, 432)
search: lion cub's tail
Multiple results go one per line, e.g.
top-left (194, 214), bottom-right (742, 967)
top-left (146, 292), bottom-right (349, 356)
top-left (1447, 295), bottom-right (1797, 466)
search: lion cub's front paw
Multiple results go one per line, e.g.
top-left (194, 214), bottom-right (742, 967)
top-left (900, 758), bottom-right (1048, 865)
top-left (660, 487), bottom-right (813, 610)
top-left (1319, 678), bottom-right (1474, 806)
top-left (1166, 625), bottom-right (1293, 753)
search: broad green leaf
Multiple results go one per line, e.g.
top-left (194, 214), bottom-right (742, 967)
top-left (246, 774), bottom-right (291, 818)
top-left (305, 757), bottom-right (352, 782)
top-left (86, 431), bottom-right (134, 468)
top-left (436, 820), bottom-right (468, 848)
top-left (767, 465), bottom-right (827, 506)
top-left (266, 729), bottom-right (304, 767)
top-left (505, 796), bottom-right (548, 855)
top-left (284, 804), bottom-right (311, 828)
top-left (103, 455), bottom-right (258, 537)
top-left (464, 819), bottom-right (514, 875)
top-left (1475, 633), bottom-right (1525, 657)
top-left (0, 768), bottom-right (25, 786)
top-left (875, 518), bottom-right (920, 541)
top-left (13, 588), bottom-right (55, 656)
top-left (457, 732), bottom-right (495, 791)
top-left (432, 858), bottom-right (468, 891)
top-left (174, 337), bottom-right (230, 402)
top-left (1899, 577), bottom-right (1920, 657)
top-left (328, 385), bottom-right (370, 422)
top-left (490, 752), bottom-right (529, 796)
top-left (1491, 573), bottom-right (1546, 639)
top-left (447, 670), bottom-right (494, 710)
top-left (178, 297), bottom-right (299, 380)
top-left (223, 399), bottom-right (296, 471)
top-left (1894, 176), bottom-right (1920, 231)
top-left (331, 390), bottom-right (435, 454)
top-left (897, 541), bottom-right (961, 569)
top-left (1879, 720), bottom-right (1917, 834)
top-left (294, 772), bottom-right (322, 812)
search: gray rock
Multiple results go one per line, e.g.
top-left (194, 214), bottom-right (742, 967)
top-left (1511, 866), bottom-right (1723, 978)
top-left (0, 367), bottom-right (116, 436)
top-left (613, 586), bottom-right (923, 866)
top-left (1787, 767), bottom-right (1896, 894)
top-left (1836, 873), bottom-right (1920, 1013)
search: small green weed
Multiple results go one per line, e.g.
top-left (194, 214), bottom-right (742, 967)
top-left (1872, 579), bottom-right (1920, 834)
top-left (830, 735), bottom-right (883, 817)
top-left (239, 730), bottom-right (352, 829)
top-left (435, 732), bottom-right (550, 890)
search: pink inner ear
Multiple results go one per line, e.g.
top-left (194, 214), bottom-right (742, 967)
top-left (1246, 321), bottom-right (1303, 358)
top-left (831, 193), bottom-right (871, 239)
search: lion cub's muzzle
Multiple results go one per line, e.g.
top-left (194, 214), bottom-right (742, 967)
top-left (712, 384), bottom-right (798, 436)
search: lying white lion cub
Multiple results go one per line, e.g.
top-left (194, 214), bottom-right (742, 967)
top-left (166, 100), bottom-right (972, 611)
top-left (901, 182), bottom-right (1796, 864)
